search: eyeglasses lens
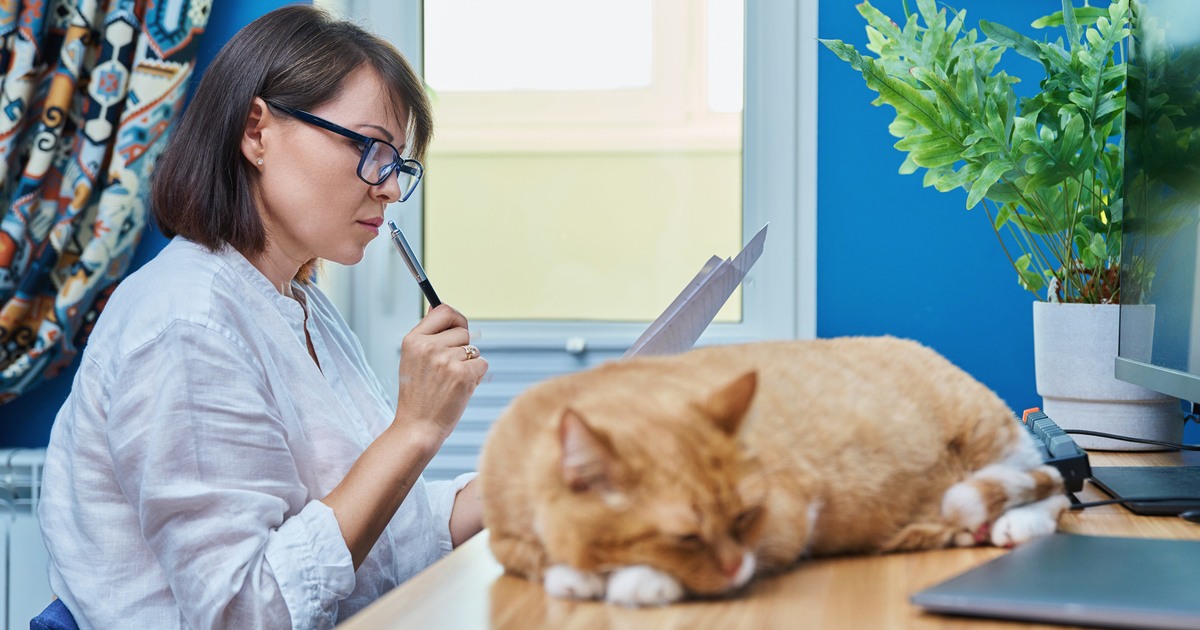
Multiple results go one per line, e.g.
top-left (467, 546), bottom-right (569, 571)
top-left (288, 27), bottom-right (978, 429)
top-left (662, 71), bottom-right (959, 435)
top-left (360, 141), bottom-right (419, 199)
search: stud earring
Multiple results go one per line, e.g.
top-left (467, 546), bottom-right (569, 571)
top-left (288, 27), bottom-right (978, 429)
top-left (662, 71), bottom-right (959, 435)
top-left (256, 157), bottom-right (264, 166)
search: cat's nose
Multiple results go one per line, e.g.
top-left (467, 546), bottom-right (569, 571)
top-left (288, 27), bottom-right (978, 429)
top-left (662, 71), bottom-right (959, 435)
top-left (720, 555), bottom-right (743, 578)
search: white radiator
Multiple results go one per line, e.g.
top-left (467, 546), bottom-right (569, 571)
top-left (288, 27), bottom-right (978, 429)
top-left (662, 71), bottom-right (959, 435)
top-left (0, 448), bottom-right (52, 630)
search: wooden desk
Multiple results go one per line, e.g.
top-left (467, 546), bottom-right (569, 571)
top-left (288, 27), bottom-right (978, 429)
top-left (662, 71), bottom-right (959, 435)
top-left (340, 452), bottom-right (1200, 629)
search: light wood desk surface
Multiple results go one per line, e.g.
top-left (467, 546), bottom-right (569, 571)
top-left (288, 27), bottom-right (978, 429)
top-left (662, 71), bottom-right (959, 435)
top-left (340, 451), bottom-right (1200, 629)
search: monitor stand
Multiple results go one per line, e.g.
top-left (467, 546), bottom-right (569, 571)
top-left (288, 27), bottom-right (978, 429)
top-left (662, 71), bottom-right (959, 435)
top-left (1088, 466), bottom-right (1200, 515)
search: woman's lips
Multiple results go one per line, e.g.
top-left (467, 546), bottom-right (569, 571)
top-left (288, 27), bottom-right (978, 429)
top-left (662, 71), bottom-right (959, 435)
top-left (358, 217), bottom-right (383, 234)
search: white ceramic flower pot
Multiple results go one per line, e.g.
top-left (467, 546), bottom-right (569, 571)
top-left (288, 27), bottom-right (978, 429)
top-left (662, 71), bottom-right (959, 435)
top-left (1032, 302), bottom-right (1185, 450)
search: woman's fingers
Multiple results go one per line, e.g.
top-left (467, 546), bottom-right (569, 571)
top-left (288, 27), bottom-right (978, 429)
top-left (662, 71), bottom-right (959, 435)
top-left (410, 304), bottom-right (468, 335)
top-left (393, 302), bottom-right (488, 440)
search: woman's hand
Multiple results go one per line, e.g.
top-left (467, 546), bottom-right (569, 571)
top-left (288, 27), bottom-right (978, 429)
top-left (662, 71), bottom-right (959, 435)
top-left (393, 304), bottom-right (489, 445)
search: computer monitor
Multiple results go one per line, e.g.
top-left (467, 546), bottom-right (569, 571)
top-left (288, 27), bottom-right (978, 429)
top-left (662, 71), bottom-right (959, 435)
top-left (1117, 0), bottom-right (1200, 410)
top-left (1094, 0), bottom-right (1200, 516)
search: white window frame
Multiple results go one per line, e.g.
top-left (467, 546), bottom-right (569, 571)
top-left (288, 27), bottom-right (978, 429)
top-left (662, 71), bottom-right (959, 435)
top-left (334, 0), bottom-right (817, 399)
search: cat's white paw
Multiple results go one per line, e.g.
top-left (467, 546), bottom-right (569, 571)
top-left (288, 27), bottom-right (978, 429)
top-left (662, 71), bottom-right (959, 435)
top-left (941, 481), bottom-right (987, 530)
top-left (544, 564), bottom-right (606, 600)
top-left (605, 565), bottom-right (685, 607)
top-left (991, 495), bottom-right (1069, 547)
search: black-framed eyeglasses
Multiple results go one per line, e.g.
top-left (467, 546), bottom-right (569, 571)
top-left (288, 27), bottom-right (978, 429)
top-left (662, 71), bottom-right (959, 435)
top-left (264, 100), bottom-right (424, 201)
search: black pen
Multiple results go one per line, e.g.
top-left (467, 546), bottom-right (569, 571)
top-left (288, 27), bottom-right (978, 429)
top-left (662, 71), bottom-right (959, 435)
top-left (386, 219), bottom-right (441, 308)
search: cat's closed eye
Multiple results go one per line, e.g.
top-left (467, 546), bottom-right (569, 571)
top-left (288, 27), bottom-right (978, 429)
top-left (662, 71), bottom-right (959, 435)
top-left (732, 506), bottom-right (764, 540)
top-left (675, 533), bottom-right (705, 549)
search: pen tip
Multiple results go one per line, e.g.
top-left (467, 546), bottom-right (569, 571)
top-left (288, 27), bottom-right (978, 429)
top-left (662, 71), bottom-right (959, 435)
top-left (386, 219), bottom-right (399, 231)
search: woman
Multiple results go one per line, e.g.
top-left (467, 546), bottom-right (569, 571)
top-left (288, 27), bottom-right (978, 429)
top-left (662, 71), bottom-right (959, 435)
top-left (37, 6), bottom-right (487, 628)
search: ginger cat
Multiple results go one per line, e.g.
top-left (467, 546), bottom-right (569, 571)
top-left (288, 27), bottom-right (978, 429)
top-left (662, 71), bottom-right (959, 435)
top-left (479, 337), bottom-right (1068, 607)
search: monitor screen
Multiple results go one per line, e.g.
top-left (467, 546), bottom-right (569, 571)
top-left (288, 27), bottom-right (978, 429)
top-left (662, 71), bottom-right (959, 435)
top-left (1117, 0), bottom-right (1200, 404)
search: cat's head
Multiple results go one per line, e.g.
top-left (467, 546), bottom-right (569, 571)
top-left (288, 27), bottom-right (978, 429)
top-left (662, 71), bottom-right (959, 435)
top-left (534, 370), bottom-right (766, 597)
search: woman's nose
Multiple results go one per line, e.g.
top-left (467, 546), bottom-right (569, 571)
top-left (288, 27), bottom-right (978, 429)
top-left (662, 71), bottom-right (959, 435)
top-left (372, 171), bottom-right (402, 203)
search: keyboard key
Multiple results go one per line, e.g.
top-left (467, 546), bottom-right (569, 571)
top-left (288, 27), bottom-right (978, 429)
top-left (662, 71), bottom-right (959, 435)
top-left (1047, 434), bottom-right (1078, 457)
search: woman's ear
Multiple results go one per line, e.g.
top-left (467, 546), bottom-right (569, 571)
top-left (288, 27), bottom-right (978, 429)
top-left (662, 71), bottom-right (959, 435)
top-left (240, 97), bottom-right (270, 168)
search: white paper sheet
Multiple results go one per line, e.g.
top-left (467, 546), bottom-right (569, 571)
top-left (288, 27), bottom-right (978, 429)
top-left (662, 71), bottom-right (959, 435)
top-left (623, 223), bottom-right (768, 358)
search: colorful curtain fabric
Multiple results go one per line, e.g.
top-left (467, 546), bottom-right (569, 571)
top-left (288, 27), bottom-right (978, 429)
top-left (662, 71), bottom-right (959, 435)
top-left (0, 0), bottom-right (210, 404)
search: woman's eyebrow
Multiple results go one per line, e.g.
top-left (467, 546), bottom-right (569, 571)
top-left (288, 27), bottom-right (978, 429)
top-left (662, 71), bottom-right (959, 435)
top-left (358, 124), bottom-right (395, 143)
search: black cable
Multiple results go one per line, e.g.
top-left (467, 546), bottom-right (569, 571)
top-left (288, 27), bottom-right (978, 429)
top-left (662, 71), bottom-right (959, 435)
top-left (1069, 495), bottom-right (1200, 510)
top-left (1062, 428), bottom-right (1200, 451)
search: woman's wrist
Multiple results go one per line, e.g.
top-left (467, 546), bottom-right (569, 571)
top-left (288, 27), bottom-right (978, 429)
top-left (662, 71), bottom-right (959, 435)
top-left (381, 420), bottom-right (446, 462)
top-left (324, 420), bottom-right (448, 569)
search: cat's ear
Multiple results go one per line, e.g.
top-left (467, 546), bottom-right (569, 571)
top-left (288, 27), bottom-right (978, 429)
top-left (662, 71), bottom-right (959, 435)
top-left (699, 371), bottom-right (757, 436)
top-left (559, 408), bottom-right (616, 492)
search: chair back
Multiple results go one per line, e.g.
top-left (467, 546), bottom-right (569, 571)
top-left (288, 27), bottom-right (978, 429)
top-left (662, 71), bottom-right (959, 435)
top-left (30, 599), bottom-right (78, 630)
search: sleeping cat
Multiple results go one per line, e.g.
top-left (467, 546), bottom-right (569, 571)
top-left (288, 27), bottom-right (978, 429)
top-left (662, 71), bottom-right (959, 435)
top-left (478, 337), bottom-right (1068, 607)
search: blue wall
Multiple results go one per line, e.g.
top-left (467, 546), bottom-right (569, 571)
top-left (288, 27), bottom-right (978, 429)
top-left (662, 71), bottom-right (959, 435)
top-left (0, 0), bottom-right (303, 445)
top-left (817, 1), bottom-right (1063, 412)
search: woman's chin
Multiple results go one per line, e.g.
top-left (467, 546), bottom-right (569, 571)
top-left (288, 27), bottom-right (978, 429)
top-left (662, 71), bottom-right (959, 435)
top-left (326, 248), bottom-right (367, 267)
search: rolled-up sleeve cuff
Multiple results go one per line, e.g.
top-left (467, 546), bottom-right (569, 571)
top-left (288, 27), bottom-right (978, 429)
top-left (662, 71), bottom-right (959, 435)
top-left (265, 500), bottom-right (356, 630)
top-left (425, 472), bottom-right (478, 555)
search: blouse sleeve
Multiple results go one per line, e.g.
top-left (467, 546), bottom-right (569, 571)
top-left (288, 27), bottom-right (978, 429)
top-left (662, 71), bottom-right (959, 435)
top-left (105, 320), bottom-right (355, 630)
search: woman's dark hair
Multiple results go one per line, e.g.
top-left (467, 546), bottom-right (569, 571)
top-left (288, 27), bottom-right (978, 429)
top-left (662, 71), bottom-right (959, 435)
top-left (151, 5), bottom-right (431, 280)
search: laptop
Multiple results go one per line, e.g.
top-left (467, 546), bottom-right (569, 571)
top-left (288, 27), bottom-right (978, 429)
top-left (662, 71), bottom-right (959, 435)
top-left (911, 533), bottom-right (1200, 629)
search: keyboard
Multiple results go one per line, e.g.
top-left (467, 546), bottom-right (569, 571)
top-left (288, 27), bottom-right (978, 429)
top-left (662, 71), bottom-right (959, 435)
top-left (1020, 409), bottom-right (1091, 493)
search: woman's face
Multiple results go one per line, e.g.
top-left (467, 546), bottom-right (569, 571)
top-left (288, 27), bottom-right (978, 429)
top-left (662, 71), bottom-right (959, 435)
top-left (254, 67), bottom-right (409, 272)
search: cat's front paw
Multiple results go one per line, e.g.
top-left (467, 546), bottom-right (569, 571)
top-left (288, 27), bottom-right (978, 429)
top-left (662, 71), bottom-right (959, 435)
top-left (991, 495), bottom-right (1069, 547)
top-left (544, 564), bottom-right (606, 600)
top-left (605, 565), bottom-right (685, 607)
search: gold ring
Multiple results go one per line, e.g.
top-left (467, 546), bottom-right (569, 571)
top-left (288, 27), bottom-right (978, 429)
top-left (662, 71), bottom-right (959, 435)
top-left (463, 345), bottom-right (479, 360)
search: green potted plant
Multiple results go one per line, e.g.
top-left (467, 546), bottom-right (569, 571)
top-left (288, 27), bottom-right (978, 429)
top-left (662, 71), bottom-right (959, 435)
top-left (821, 0), bottom-right (1184, 448)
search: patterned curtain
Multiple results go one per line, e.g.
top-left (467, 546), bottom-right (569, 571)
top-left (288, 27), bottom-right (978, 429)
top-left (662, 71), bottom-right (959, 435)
top-left (0, 0), bottom-right (209, 404)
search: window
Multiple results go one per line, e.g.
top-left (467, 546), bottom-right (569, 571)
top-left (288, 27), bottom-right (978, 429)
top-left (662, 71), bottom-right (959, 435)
top-left (327, 0), bottom-right (815, 479)
top-left (421, 0), bottom-right (744, 322)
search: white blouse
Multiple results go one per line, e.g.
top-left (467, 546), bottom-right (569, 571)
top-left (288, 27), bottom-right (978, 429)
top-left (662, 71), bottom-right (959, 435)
top-left (39, 238), bottom-right (472, 629)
